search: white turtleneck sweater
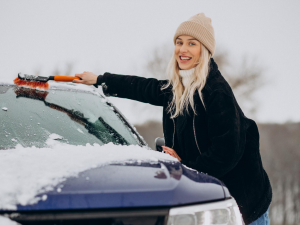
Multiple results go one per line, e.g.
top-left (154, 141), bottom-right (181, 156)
top-left (179, 67), bottom-right (195, 88)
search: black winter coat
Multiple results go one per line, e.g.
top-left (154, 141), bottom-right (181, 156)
top-left (97, 58), bottom-right (272, 224)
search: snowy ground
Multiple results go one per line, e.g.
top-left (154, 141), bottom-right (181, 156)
top-left (0, 137), bottom-right (176, 210)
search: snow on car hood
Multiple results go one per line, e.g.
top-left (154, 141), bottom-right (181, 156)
top-left (0, 216), bottom-right (19, 225)
top-left (0, 139), bottom-right (176, 210)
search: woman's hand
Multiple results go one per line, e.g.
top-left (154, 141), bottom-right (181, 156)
top-left (162, 146), bottom-right (181, 161)
top-left (73, 71), bottom-right (98, 85)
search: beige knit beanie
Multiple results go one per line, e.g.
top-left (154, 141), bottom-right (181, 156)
top-left (173, 13), bottom-right (215, 56)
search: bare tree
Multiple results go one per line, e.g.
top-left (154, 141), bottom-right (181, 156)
top-left (144, 44), bottom-right (173, 80)
top-left (52, 62), bottom-right (74, 76)
top-left (144, 44), bottom-right (265, 118)
top-left (214, 49), bottom-right (265, 116)
top-left (32, 62), bottom-right (75, 77)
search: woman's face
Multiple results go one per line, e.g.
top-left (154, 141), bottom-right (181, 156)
top-left (174, 35), bottom-right (201, 70)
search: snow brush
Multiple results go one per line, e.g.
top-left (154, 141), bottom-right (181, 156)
top-left (14, 73), bottom-right (81, 90)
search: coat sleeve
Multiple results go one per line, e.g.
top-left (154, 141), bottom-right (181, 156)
top-left (182, 90), bottom-right (246, 178)
top-left (99, 73), bottom-right (168, 107)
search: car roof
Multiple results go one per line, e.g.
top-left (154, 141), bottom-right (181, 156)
top-left (0, 81), bottom-right (104, 97)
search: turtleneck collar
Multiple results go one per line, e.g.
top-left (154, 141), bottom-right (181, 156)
top-left (179, 67), bottom-right (195, 88)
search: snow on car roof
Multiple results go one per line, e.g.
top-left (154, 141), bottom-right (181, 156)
top-left (0, 139), bottom-right (176, 210)
top-left (0, 80), bottom-right (105, 98)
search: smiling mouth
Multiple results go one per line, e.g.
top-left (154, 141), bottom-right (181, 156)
top-left (179, 56), bottom-right (192, 61)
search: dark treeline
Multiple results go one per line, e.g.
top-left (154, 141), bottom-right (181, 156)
top-left (135, 121), bottom-right (300, 225)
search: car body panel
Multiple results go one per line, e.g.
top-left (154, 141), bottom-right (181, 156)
top-left (11, 161), bottom-right (226, 212)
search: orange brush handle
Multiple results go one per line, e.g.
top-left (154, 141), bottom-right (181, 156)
top-left (54, 76), bottom-right (80, 82)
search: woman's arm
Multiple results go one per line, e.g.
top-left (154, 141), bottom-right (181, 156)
top-left (182, 90), bottom-right (246, 178)
top-left (74, 71), bottom-right (168, 107)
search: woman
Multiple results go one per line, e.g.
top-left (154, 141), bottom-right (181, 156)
top-left (74, 13), bottom-right (272, 225)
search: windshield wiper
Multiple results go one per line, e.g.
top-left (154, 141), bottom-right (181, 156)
top-left (14, 87), bottom-right (128, 145)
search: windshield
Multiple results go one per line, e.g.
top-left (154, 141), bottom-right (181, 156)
top-left (0, 85), bottom-right (142, 149)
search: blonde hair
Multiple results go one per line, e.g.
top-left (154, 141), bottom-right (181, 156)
top-left (162, 43), bottom-right (211, 118)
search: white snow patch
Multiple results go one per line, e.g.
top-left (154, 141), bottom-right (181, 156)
top-left (77, 128), bottom-right (84, 134)
top-left (0, 216), bottom-right (20, 225)
top-left (41, 195), bottom-right (47, 201)
top-left (48, 133), bottom-right (63, 140)
top-left (0, 142), bottom-right (176, 210)
top-left (49, 82), bottom-right (100, 96)
top-left (2, 107), bottom-right (8, 111)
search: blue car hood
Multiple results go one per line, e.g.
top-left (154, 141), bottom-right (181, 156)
top-left (15, 160), bottom-right (228, 211)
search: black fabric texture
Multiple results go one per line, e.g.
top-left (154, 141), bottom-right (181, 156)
top-left (174, 107), bottom-right (201, 162)
top-left (97, 74), bottom-right (104, 85)
top-left (96, 58), bottom-right (272, 224)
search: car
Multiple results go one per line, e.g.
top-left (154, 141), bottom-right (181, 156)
top-left (0, 82), bottom-right (243, 225)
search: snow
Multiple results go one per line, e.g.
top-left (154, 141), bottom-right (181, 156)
top-left (0, 141), bottom-right (176, 210)
top-left (48, 133), bottom-right (63, 140)
top-left (41, 195), bottom-right (47, 201)
top-left (0, 81), bottom-right (105, 98)
top-left (0, 216), bottom-right (20, 225)
top-left (50, 82), bottom-right (102, 97)
top-left (77, 128), bottom-right (84, 134)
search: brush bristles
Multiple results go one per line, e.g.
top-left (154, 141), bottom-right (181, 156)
top-left (14, 77), bottom-right (49, 90)
top-left (14, 87), bottom-right (49, 100)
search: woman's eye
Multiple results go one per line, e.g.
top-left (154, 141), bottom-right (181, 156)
top-left (176, 41), bottom-right (183, 45)
top-left (189, 42), bottom-right (195, 46)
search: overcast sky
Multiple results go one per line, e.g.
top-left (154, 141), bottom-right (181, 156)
top-left (1, 0), bottom-right (299, 124)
